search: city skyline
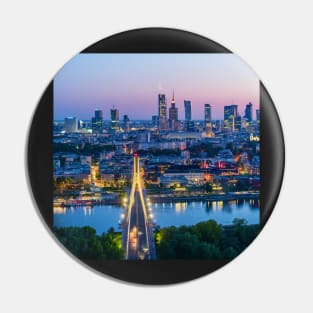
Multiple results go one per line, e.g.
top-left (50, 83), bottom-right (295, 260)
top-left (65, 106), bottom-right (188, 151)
top-left (53, 53), bottom-right (260, 260)
top-left (54, 53), bottom-right (260, 120)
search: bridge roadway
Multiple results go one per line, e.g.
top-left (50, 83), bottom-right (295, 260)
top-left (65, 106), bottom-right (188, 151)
top-left (122, 153), bottom-right (156, 260)
top-left (124, 189), bottom-right (156, 260)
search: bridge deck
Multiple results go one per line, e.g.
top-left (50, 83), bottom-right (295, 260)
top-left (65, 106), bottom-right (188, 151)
top-left (122, 155), bottom-right (156, 260)
top-left (123, 189), bottom-right (156, 260)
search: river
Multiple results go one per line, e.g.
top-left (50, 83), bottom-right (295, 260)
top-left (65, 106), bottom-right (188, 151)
top-left (54, 199), bottom-right (259, 234)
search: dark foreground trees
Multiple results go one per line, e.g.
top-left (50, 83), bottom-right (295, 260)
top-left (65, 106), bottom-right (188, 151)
top-left (54, 226), bottom-right (123, 259)
top-left (155, 218), bottom-right (259, 260)
top-left (54, 218), bottom-right (259, 260)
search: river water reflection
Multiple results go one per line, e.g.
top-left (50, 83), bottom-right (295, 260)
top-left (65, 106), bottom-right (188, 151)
top-left (54, 199), bottom-right (259, 234)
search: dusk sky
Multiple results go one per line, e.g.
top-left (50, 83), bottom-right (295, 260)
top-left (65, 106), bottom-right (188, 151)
top-left (54, 53), bottom-right (260, 120)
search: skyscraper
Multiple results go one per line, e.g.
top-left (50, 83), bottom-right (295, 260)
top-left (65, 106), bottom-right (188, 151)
top-left (64, 117), bottom-right (77, 133)
top-left (95, 109), bottom-right (103, 120)
top-left (152, 115), bottom-right (159, 128)
top-left (204, 104), bottom-right (212, 123)
top-left (244, 102), bottom-right (253, 123)
top-left (204, 104), bottom-right (213, 137)
top-left (111, 107), bottom-right (119, 131)
top-left (256, 109), bottom-right (260, 122)
top-left (184, 100), bottom-right (192, 121)
top-left (168, 92), bottom-right (178, 131)
top-left (215, 120), bottom-right (222, 132)
top-left (224, 105), bottom-right (238, 132)
top-left (256, 109), bottom-right (260, 130)
top-left (158, 94), bottom-right (167, 130)
top-left (92, 109), bottom-right (103, 134)
top-left (77, 119), bottom-right (84, 130)
top-left (235, 115), bottom-right (242, 132)
top-left (123, 114), bottom-right (130, 133)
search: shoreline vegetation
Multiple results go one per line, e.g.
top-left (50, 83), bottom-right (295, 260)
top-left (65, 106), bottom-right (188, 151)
top-left (54, 218), bottom-right (259, 260)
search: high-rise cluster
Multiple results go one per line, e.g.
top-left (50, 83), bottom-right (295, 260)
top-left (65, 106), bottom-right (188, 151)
top-left (157, 93), bottom-right (256, 134)
top-left (63, 96), bottom-right (258, 135)
top-left (90, 107), bottom-right (122, 134)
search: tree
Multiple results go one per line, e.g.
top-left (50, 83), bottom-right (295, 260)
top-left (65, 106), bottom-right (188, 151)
top-left (195, 220), bottom-right (222, 244)
top-left (158, 241), bottom-right (176, 259)
top-left (172, 232), bottom-right (199, 259)
top-left (100, 230), bottom-right (123, 259)
top-left (54, 226), bottom-right (123, 260)
top-left (223, 247), bottom-right (238, 259)
top-left (197, 242), bottom-right (221, 259)
top-left (154, 218), bottom-right (258, 260)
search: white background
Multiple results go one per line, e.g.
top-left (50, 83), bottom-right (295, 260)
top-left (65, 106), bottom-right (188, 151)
top-left (0, 1), bottom-right (312, 312)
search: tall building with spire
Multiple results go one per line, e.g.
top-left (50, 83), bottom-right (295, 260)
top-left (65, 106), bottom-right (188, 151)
top-left (168, 91), bottom-right (178, 131)
top-left (158, 93), bottom-right (167, 130)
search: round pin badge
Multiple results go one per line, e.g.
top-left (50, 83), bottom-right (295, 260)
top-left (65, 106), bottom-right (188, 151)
top-left (27, 28), bottom-right (284, 284)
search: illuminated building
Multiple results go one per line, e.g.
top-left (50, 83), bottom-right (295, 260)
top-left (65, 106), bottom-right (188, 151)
top-left (214, 120), bottom-right (222, 132)
top-left (186, 120), bottom-right (195, 132)
top-left (77, 119), bottom-right (84, 130)
top-left (224, 104), bottom-right (238, 132)
top-left (111, 107), bottom-right (120, 131)
top-left (235, 115), bottom-right (242, 132)
top-left (158, 94), bottom-right (167, 130)
top-left (168, 92), bottom-right (178, 131)
top-left (204, 104), bottom-right (211, 123)
top-left (91, 109), bottom-right (103, 134)
top-left (204, 104), bottom-right (213, 137)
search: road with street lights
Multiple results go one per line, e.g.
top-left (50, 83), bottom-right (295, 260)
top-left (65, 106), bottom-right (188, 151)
top-left (122, 154), bottom-right (156, 260)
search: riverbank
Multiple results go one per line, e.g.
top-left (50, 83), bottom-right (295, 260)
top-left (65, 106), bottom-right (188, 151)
top-left (55, 191), bottom-right (259, 207)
